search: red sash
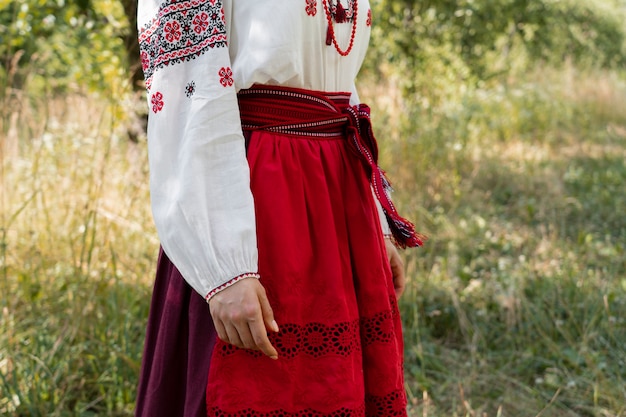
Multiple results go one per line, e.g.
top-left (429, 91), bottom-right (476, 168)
top-left (237, 85), bottom-right (425, 248)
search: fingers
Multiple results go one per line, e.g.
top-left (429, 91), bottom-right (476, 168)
top-left (214, 312), bottom-right (259, 351)
top-left (258, 286), bottom-right (279, 333)
top-left (224, 323), bottom-right (245, 348)
top-left (254, 287), bottom-right (279, 359)
top-left (208, 278), bottom-right (279, 359)
top-left (213, 318), bottom-right (229, 345)
top-left (385, 238), bottom-right (406, 299)
top-left (248, 314), bottom-right (279, 360)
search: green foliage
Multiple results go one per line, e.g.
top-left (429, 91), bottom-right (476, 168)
top-left (0, 0), bottom-right (129, 94)
top-left (368, 0), bottom-right (626, 89)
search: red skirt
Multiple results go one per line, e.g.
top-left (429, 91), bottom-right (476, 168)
top-left (205, 87), bottom-right (408, 416)
top-left (135, 86), bottom-right (410, 417)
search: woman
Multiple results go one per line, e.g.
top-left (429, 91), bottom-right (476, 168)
top-left (135, 1), bottom-right (424, 416)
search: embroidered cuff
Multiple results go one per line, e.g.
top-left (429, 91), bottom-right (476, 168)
top-left (205, 272), bottom-right (261, 302)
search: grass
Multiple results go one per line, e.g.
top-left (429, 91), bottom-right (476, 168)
top-left (362, 66), bottom-right (626, 416)
top-left (1, 65), bottom-right (625, 416)
top-left (1, 93), bottom-right (154, 416)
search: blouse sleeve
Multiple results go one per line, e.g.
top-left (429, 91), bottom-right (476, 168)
top-left (138, 0), bottom-right (259, 301)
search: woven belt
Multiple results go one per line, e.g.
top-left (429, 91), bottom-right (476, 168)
top-left (237, 84), bottom-right (425, 248)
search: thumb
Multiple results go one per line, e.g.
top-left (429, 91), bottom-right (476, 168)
top-left (257, 286), bottom-right (279, 333)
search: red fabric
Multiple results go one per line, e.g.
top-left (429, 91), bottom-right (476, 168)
top-left (237, 85), bottom-right (425, 248)
top-left (205, 87), bottom-right (408, 416)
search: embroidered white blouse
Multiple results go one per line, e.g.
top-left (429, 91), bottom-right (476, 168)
top-left (138, 0), bottom-right (389, 300)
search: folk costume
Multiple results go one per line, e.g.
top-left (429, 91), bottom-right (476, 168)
top-left (135, 1), bottom-right (423, 416)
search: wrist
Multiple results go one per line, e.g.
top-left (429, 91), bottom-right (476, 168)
top-left (205, 272), bottom-right (261, 302)
top-left (384, 234), bottom-right (398, 247)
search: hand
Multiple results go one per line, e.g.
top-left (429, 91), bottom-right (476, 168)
top-left (208, 278), bottom-right (280, 360)
top-left (385, 237), bottom-right (406, 299)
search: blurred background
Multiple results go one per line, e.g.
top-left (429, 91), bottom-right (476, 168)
top-left (1, 0), bottom-right (625, 415)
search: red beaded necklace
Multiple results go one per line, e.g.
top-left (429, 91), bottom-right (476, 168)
top-left (322, 0), bottom-right (358, 57)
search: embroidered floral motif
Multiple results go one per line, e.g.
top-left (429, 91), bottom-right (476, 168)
top-left (207, 390), bottom-right (406, 416)
top-left (209, 406), bottom-right (366, 417)
top-left (163, 20), bottom-right (182, 43)
top-left (140, 51), bottom-right (150, 72)
top-left (361, 310), bottom-right (395, 345)
top-left (218, 308), bottom-right (397, 359)
top-left (151, 91), bottom-right (164, 113)
top-left (185, 81), bottom-right (196, 97)
top-left (366, 8), bottom-right (372, 26)
top-left (365, 390), bottom-right (408, 416)
top-left (208, 406), bottom-right (366, 417)
top-left (219, 66), bottom-right (234, 87)
top-left (192, 11), bottom-right (209, 34)
top-left (305, 0), bottom-right (317, 16)
top-left (139, 0), bottom-right (228, 90)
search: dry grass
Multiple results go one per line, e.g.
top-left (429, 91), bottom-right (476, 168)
top-left (361, 66), bottom-right (626, 416)
top-left (1, 92), bottom-right (154, 415)
top-left (1, 65), bottom-right (625, 416)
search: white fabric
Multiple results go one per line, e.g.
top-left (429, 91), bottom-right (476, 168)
top-left (137, 0), bottom-right (388, 299)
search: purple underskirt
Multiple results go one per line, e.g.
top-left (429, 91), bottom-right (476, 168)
top-left (135, 249), bottom-right (217, 417)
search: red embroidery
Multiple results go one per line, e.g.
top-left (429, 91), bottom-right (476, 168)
top-left (209, 406), bottom-right (365, 417)
top-left (139, 0), bottom-right (228, 90)
top-left (207, 390), bottom-right (406, 416)
top-left (205, 272), bottom-right (260, 301)
top-left (193, 11), bottom-right (209, 34)
top-left (151, 92), bottom-right (164, 113)
top-left (217, 308), bottom-right (397, 359)
top-left (305, 0), bottom-right (317, 16)
top-left (366, 8), bottom-right (372, 26)
top-left (365, 390), bottom-right (407, 416)
top-left (140, 51), bottom-right (150, 72)
top-left (219, 66), bottom-right (234, 87)
top-left (164, 20), bottom-right (182, 42)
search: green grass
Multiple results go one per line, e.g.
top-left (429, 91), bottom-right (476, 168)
top-left (1, 66), bottom-right (625, 416)
top-left (362, 66), bottom-right (626, 416)
top-left (1, 94), bottom-right (153, 416)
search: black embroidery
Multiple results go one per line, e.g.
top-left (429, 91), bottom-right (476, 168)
top-left (139, 0), bottom-right (228, 90)
top-left (185, 81), bottom-right (196, 97)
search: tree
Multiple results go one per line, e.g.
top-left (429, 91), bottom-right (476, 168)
top-left (369, 0), bottom-right (626, 81)
top-left (0, 0), bottom-right (130, 93)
